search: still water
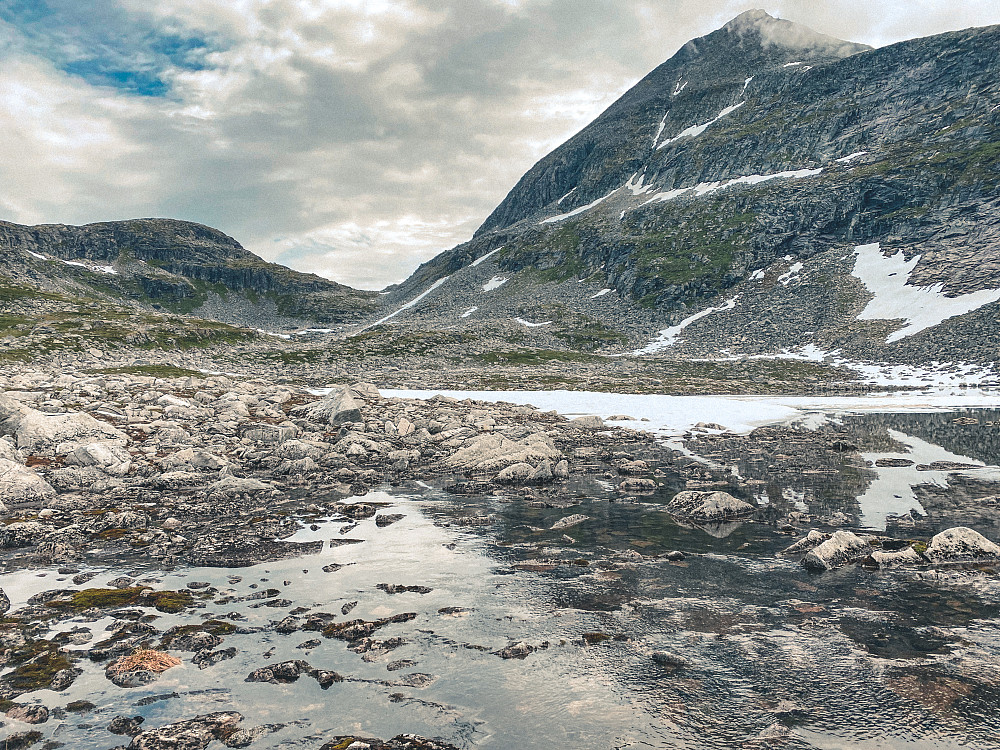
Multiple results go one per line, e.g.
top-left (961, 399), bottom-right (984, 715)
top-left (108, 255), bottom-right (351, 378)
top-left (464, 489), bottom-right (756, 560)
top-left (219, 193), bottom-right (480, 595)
top-left (3, 408), bottom-right (1000, 749)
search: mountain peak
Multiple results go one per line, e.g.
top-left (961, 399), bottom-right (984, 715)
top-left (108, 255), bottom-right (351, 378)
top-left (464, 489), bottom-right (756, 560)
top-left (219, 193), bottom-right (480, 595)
top-left (718, 9), bottom-right (868, 58)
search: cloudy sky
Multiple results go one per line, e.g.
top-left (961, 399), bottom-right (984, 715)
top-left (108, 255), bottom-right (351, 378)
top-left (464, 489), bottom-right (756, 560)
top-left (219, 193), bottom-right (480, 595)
top-left (2, 1), bottom-right (998, 289)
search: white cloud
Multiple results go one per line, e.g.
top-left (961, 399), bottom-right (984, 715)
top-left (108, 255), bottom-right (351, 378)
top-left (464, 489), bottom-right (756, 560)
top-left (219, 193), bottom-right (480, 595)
top-left (1, 0), bottom-right (998, 289)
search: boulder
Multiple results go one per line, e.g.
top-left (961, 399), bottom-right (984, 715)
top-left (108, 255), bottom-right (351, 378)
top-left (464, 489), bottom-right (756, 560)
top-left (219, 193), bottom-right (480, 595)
top-left (0, 459), bottom-right (56, 505)
top-left (65, 441), bottom-right (133, 476)
top-left (666, 490), bottom-right (755, 521)
top-left (866, 546), bottom-right (924, 568)
top-left (0, 439), bottom-right (20, 463)
top-left (495, 462), bottom-right (534, 484)
top-left (551, 514), bottom-right (589, 530)
top-left (127, 711), bottom-right (244, 750)
top-left (924, 527), bottom-right (1000, 564)
top-left (446, 433), bottom-right (560, 473)
top-left (308, 388), bottom-right (362, 425)
top-left (570, 415), bottom-right (605, 430)
top-left (0, 395), bottom-right (127, 451)
top-left (242, 423), bottom-right (299, 444)
top-left (801, 530), bottom-right (870, 571)
top-left (0, 521), bottom-right (49, 548)
top-left (161, 448), bottom-right (229, 472)
top-left (781, 530), bottom-right (829, 556)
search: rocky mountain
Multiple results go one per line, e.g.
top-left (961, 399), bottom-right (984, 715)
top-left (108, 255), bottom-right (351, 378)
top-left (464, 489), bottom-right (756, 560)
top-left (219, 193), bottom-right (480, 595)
top-left (372, 10), bottom-right (1000, 366)
top-left (0, 218), bottom-right (377, 328)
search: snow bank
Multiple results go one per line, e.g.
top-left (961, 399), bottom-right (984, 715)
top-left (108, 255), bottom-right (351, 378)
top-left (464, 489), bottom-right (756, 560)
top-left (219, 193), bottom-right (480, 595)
top-left (541, 188), bottom-right (620, 224)
top-left (470, 247), bottom-right (502, 267)
top-left (514, 318), bottom-right (552, 327)
top-left (461, 306), bottom-right (478, 318)
top-left (364, 275), bottom-right (451, 329)
top-left (483, 276), bottom-right (508, 292)
top-left (644, 168), bottom-right (822, 205)
top-left (657, 101), bottom-right (745, 149)
top-left (635, 296), bottom-right (739, 354)
top-left (853, 243), bottom-right (1000, 342)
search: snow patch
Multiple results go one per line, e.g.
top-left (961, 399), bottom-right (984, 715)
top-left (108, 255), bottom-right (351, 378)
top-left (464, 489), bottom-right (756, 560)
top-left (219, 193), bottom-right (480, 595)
top-left (482, 276), bottom-right (509, 292)
top-left (672, 81), bottom-right (687, 96)
top-left (514, 318), bottom-right (552, 327)
top-left (644, 168), bottom-right (822, 205)
top-left (625, 172), bottom-right (654, 196)
top-left (592, 289), bottom-right (612, 299)
top-left (742, 76), bottom-right (754, 94)
top-left (783, 61), bottom-right (804, 67)
top-left (365, 275), bottom-right (451, 329)
top-left (557, 188), bottom-right (577, 205)
top-left (852, 243), bottom-right (1000, 343)
top-left (541, 188), bottom-right (620, 224)
top-left (461, 306), bottom-right (478, 318)
top-left (836, 151), bottom-right (868, 163)
top-left (61, 259), bottom-right (118, 275)
top-left (27, 251), bottom-right (47, 261)
top-left (635, 296), bottom-right (739, 355)
top-left (750, 269), bottom-right (766, 281)
top-left (657, 101), bottom-right (745, 149)
top-left (257, 329), bottom-right (291, 340)
top-left (777, 262), bottom-right (803, 286)
top-left (470, 247), bottom-right (502, 267)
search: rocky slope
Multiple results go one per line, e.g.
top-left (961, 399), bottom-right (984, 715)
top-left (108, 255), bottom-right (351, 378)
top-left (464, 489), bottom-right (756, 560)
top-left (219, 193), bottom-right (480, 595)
top-left (0, 218), bottom-right (377, 328)
top-left (371, 11), bottom-right (1000, 365)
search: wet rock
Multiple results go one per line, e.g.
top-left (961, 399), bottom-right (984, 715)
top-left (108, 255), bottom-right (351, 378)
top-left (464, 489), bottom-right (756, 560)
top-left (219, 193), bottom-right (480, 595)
top-left (2, 731), bottom-right (43, 749)
top-left (618, 477), bottom-right (656, 492)
top-left (339, 503), bottom-right (378, 520)
top-left (874, 457), bottom-right (915, 467)
top-left (651, 651), bottom-right (686, 672)
top-left (127, 711), bottom-right (243, 750)
top-left (109, 715), bottom-right (145, 736)
top-left (377, 584), bottom-right (432, 595)
top-left (376, 513), bottom-right (405, 527)
top-left (801, 530), bottom-right (871, 571)
top-left (666, 490), bottom-right (755, 521)
top-left (782, 529), bottom-right (830, 556)
top-left (865, 546), bottom-right (924, 568)
top-left (387, 659), bottom-right (417, 672)
top-left (553, 459), bottom-right (570, 479)
top-left (323, 613), bottom-right (417, 641)
top-left (551, 514), bottom-right (589, 530)
top-left (319, 735), bottom-right (459, 750)
top-left (192, 647), bottom-right (236, 669)
top-left (245, 659), bottom-right (312, 684)
top-left (924, 527), bottom-right (1000, 564)
top-left (5, 704), bottom-right (49, 724)
top-left (494, 641), bottom-right (537, 659)
top-left (0, 587), bottom-right (9, 615)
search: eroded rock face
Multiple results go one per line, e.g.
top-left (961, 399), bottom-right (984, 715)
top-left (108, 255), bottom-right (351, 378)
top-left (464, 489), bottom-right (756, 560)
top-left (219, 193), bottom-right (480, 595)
top-left (801, 530), bottom-right (871, 571)
top-left (666, 490), bottom-right (755, 521)
top-left (924, 527), bottom-right (1000, 564)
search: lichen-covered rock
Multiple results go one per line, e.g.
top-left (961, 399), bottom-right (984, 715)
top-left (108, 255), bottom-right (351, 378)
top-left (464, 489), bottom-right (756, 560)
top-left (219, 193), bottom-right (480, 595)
top-left (551, 514), bottom-right (589, 530)
top-left (127, 711), bottom-right (244, 750)
top-left (666, 490), bottom-right (755, 521)
top-left (866, 546), bottom-right (924, 568)
top-left (782, 529), bottom-right (829, 556)
top-left (801, 530), bottom-right (870, 571)
top-left (0, 521), bottom-right (49, 548)
top-left (924, 527), bottom-right (1000, 564)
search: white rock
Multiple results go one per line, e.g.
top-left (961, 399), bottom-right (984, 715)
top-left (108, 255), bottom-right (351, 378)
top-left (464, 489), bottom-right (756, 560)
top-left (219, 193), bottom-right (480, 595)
top-left (801, 530), bottom-right (870, 571)
top-left (0, 459), bottom-right (56, 505)
top-left (924, 527), bottom-right (1000, 563)
top-left (65, 441), bottom-right (133, 476)
top-left (552, 514), bottom-right (589, 530)
top-left (666, 490), bottom-right (755, 521)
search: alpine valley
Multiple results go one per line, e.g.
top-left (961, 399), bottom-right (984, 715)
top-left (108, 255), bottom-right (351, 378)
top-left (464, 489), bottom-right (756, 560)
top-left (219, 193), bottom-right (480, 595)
top-left (3, 10), bottom-right (1000, 750)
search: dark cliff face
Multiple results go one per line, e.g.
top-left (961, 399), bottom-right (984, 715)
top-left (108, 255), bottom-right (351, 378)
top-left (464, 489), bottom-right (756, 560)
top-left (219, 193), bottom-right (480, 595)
top-left (0, 218), bottom-right (378, 325)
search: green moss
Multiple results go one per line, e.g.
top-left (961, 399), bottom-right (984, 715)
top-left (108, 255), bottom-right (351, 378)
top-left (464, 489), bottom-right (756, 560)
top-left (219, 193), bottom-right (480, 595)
top-left (87, 365), bottom-right (204, 378)
top-left (3, 646), bottom-right (72, 693)
top-left (45, 587), bottom-right (194, 613)
top-left (65, 700), bottom-right (96, 713)
top-left (160, 619), bottom-right (236, 646)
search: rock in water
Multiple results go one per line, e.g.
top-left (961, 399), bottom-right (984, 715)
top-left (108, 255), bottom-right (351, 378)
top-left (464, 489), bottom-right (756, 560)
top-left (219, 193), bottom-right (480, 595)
top-left (665, 490), bottom-right (755, 521)
top-left (800, 530), bottom-right (870, 571)
top-left (924, 527), bottom-right (1000, 563)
